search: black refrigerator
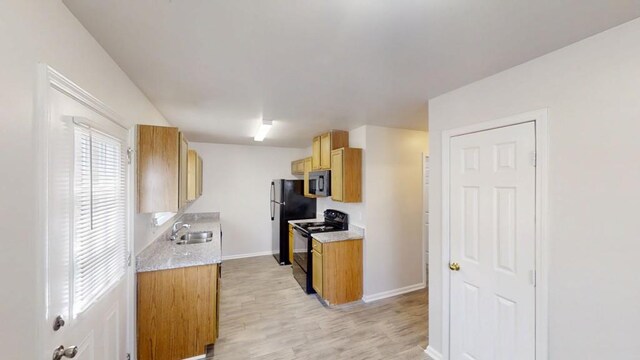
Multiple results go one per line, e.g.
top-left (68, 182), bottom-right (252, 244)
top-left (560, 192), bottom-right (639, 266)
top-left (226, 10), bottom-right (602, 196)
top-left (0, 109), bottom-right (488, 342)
top-left (271, 179), bottom-right (316, 265)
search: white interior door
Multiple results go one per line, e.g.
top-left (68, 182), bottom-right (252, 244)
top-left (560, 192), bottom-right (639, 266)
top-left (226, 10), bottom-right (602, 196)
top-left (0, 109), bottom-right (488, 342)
top-left (449, 122), bottom-right (536, 360)
top-left (41, 84), bottom-right (129, 360)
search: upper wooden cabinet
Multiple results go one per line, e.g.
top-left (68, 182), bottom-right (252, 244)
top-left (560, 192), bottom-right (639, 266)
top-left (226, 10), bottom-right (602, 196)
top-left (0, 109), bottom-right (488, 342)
top-left (179, 133), bottom-right (189, 209)
top-left (311, 130), bottom-right (349, 171)
top-left (137, 125), bottom-right (180, 213)
top-left (291, 158), bottom-right (305, 175)
top-left (188, 150), bottom-right (204, 201)
top-left (331, 147), bottom-right (362, 203)
top-left (303, 157), bottom-right (314, 198)
top-left (197, 155), bottom-right (203, 197)
top-left (312, 136), bottom-right (321, 170)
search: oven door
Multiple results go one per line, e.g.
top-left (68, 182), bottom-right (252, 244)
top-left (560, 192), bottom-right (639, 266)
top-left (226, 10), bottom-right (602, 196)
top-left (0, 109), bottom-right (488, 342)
top-left (293, 227), bottom-right (310, 272)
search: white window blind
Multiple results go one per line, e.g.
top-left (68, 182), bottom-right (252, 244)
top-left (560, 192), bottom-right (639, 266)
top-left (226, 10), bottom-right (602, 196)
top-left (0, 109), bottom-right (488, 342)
top-left (73, 124), bottom-right (127, 317)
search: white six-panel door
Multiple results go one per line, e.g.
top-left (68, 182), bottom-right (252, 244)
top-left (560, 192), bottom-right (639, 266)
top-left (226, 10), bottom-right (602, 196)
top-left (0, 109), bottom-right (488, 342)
top-left (449, 122), bottom-right (536, 360)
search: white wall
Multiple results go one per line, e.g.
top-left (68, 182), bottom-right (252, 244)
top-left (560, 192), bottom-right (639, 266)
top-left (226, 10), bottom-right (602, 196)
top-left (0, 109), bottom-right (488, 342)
top-left (187, 142), bottom-right (307, 258)
top-left (428, 18), bottom-right (640, 358)
top-left (363, 126), bottom-right (428, 298)
top-left (0, 1), bottom-right (168, 358)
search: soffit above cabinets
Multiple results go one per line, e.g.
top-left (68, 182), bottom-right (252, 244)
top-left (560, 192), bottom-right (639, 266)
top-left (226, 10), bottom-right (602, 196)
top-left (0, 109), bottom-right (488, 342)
top-left (63, 0), bottom-right (640, 147)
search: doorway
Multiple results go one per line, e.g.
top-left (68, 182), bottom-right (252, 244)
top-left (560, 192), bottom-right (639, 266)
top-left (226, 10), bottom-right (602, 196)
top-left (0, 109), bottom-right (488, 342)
top-left (439, 110), bottom-right (549, 360)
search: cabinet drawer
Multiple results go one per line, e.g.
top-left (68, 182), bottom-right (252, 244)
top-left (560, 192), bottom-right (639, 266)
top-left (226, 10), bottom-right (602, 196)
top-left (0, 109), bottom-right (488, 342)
top-left (312, 239), bottom-right (323, 254)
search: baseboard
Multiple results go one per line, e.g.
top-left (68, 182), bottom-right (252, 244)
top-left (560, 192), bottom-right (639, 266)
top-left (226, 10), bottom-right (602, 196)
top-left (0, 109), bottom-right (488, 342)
top-left (221, 250), bottom-right (273, 261)
top-left (362, 282), bottom-right (425, 303)
top-left (425, 346), bottom-right (443, 360)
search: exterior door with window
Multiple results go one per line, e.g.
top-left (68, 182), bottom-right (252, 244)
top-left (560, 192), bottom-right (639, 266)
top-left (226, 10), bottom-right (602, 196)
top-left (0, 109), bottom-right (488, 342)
top-left (42, 85), bottom-right (129, 359)
top-left (449, 122), bottom-right (536, 360)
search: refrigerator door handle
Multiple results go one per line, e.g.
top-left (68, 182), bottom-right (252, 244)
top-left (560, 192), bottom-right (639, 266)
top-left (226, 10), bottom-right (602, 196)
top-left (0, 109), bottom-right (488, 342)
top-left (270, 182), bottom-right (275, 220)
top-left (271, 201), bottom-right (275, 221)
top-left (270, 182), bottom-right (275, 203)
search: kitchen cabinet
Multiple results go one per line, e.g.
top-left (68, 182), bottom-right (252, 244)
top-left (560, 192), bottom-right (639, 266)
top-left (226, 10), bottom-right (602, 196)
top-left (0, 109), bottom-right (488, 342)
top-left (291, 158), bottom-right (305, 175)
top-left (137, 264), bottom-right (219, 360)
top-left (303, 157), bottom-right (314, 198)
top-left (311, 130), bottom-right (349, 171)
top-left (311, 238), bottom-right (363, 305)
top-left (197, 155), bottom-right (203, 197)
top-left (331, 148), bottom-right (362, 203)
top-left (288, 224), bottom-right (294, 264)
top-left (179, 132), bottom-right (189, 209)
top-left (137, 125), bottom-right (180, 213)
top-left (312, 244), bottom-right (323, 296)
top-left (188, 150), bottom-right (203, 201)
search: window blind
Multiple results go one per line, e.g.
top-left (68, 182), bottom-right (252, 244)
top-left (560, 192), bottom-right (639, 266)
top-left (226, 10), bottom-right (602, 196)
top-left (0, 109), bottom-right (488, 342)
top-left (73, 124), bottom-right (127, 317)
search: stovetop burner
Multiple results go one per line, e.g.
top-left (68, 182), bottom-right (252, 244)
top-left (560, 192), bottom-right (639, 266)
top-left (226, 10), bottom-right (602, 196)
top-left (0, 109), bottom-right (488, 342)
top-left (306, 225), bottom-right (335, 232)
top-left (295, 209), bottom-right (349, 234)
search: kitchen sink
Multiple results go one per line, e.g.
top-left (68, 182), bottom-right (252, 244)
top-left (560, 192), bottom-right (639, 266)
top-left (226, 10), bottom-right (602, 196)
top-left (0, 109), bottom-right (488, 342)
top-left (176, 231), bottom-right (213, 245)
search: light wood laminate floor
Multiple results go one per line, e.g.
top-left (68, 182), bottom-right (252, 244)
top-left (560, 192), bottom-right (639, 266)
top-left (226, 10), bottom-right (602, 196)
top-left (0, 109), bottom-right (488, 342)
top-left (211, 255), bottom-right (429, 359)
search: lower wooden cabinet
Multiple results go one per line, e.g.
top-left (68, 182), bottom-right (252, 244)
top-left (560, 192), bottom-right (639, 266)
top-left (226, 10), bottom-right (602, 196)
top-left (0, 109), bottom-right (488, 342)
top-left (312, 248), bottom-right (323, 296)
top-left (311, 239), bottom-right (363, 305)
top-left (137, 264), bottom-right (219, 360)
top-left (288, 224), bottom-right (294, 264)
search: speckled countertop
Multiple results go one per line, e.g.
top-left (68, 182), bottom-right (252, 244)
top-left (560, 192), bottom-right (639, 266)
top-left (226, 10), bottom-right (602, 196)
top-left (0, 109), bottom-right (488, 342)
top-left (136, 212), bottom-right (221, 273)
top-left (311, 224), bottom-right (365, 243)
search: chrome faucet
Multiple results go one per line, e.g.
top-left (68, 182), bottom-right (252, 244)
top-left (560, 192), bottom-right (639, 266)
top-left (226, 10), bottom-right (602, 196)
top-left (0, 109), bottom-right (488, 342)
top-left (170, 221), bottom-right (191, 241)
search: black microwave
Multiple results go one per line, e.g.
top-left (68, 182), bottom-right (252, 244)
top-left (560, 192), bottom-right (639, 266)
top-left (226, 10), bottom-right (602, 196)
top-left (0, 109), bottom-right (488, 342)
top-left (309, 170), bottom-right (331, 197)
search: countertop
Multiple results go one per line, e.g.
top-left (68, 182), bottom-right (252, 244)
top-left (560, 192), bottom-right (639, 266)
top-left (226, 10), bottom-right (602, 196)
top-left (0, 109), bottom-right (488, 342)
top-left (311, 229), bottom-right (364, 243)
top-left (136, 212), bottom-right (222, 273)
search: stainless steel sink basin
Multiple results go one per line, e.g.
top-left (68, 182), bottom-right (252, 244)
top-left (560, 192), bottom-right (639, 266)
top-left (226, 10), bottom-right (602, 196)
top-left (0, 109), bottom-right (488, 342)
top-left (176, 231), bottom-right (213, 245)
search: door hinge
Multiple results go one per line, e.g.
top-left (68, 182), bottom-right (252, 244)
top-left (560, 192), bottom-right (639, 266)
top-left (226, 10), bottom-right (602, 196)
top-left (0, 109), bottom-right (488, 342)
top-left (127, 251), bottom-right (132, 267)
top-left (530, 151), bottom-right (537, 167)
top-left (126, 353), bottom-right (131, 360)
top-left (126, 147), bottom-right (134, 164)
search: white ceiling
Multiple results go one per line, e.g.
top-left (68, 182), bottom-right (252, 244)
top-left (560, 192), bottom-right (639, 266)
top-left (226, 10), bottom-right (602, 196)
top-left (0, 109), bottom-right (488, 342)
top-left (63, 0), bottom-right (640, 147)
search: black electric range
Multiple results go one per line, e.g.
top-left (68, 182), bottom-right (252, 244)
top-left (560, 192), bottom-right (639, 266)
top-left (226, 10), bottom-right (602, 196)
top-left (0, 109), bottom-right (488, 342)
top-left (292, 209), bottom-right (349, 294)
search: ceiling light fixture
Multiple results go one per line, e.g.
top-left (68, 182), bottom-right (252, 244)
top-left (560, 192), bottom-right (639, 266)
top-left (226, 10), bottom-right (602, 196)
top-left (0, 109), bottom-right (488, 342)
top-left (253, 119), bottom-right (273, 142)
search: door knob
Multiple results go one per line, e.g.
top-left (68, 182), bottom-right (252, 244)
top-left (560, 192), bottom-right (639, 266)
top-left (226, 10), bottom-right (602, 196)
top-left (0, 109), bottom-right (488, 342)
top-left (449, 262), bottom-right (461, 271)
top-left (52, 345), bottom-right (78, 360)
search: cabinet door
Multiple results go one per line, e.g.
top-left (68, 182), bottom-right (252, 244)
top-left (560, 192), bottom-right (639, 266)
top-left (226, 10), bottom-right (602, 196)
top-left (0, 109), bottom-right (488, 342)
top-left (137, 264), bottom-right (217, 360)
top-left (312, 136), bottom-right (321, 170)
top-left (137, 125), bottom-right (180, 213)
top-left (179, 133), bottom-right (189, 209)
top-left (288, 225), bottom-right (294, 264)
top-left (331, 149), bottom-right (343, 202)
top-left (187, 150), bottom-right (198, 201)
top-left (304, 157), bottom-right (313, 197)
top-left (320, 133), bottom-right (331, 169)
top-left (197, 155), bottom-right (203, 197)
top-left (312, 249), bottom-right (323, 296)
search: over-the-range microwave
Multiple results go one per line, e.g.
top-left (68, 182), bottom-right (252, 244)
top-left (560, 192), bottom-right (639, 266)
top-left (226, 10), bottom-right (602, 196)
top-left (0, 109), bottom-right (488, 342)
top-left (309, 170), bottom-right (331, 197)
